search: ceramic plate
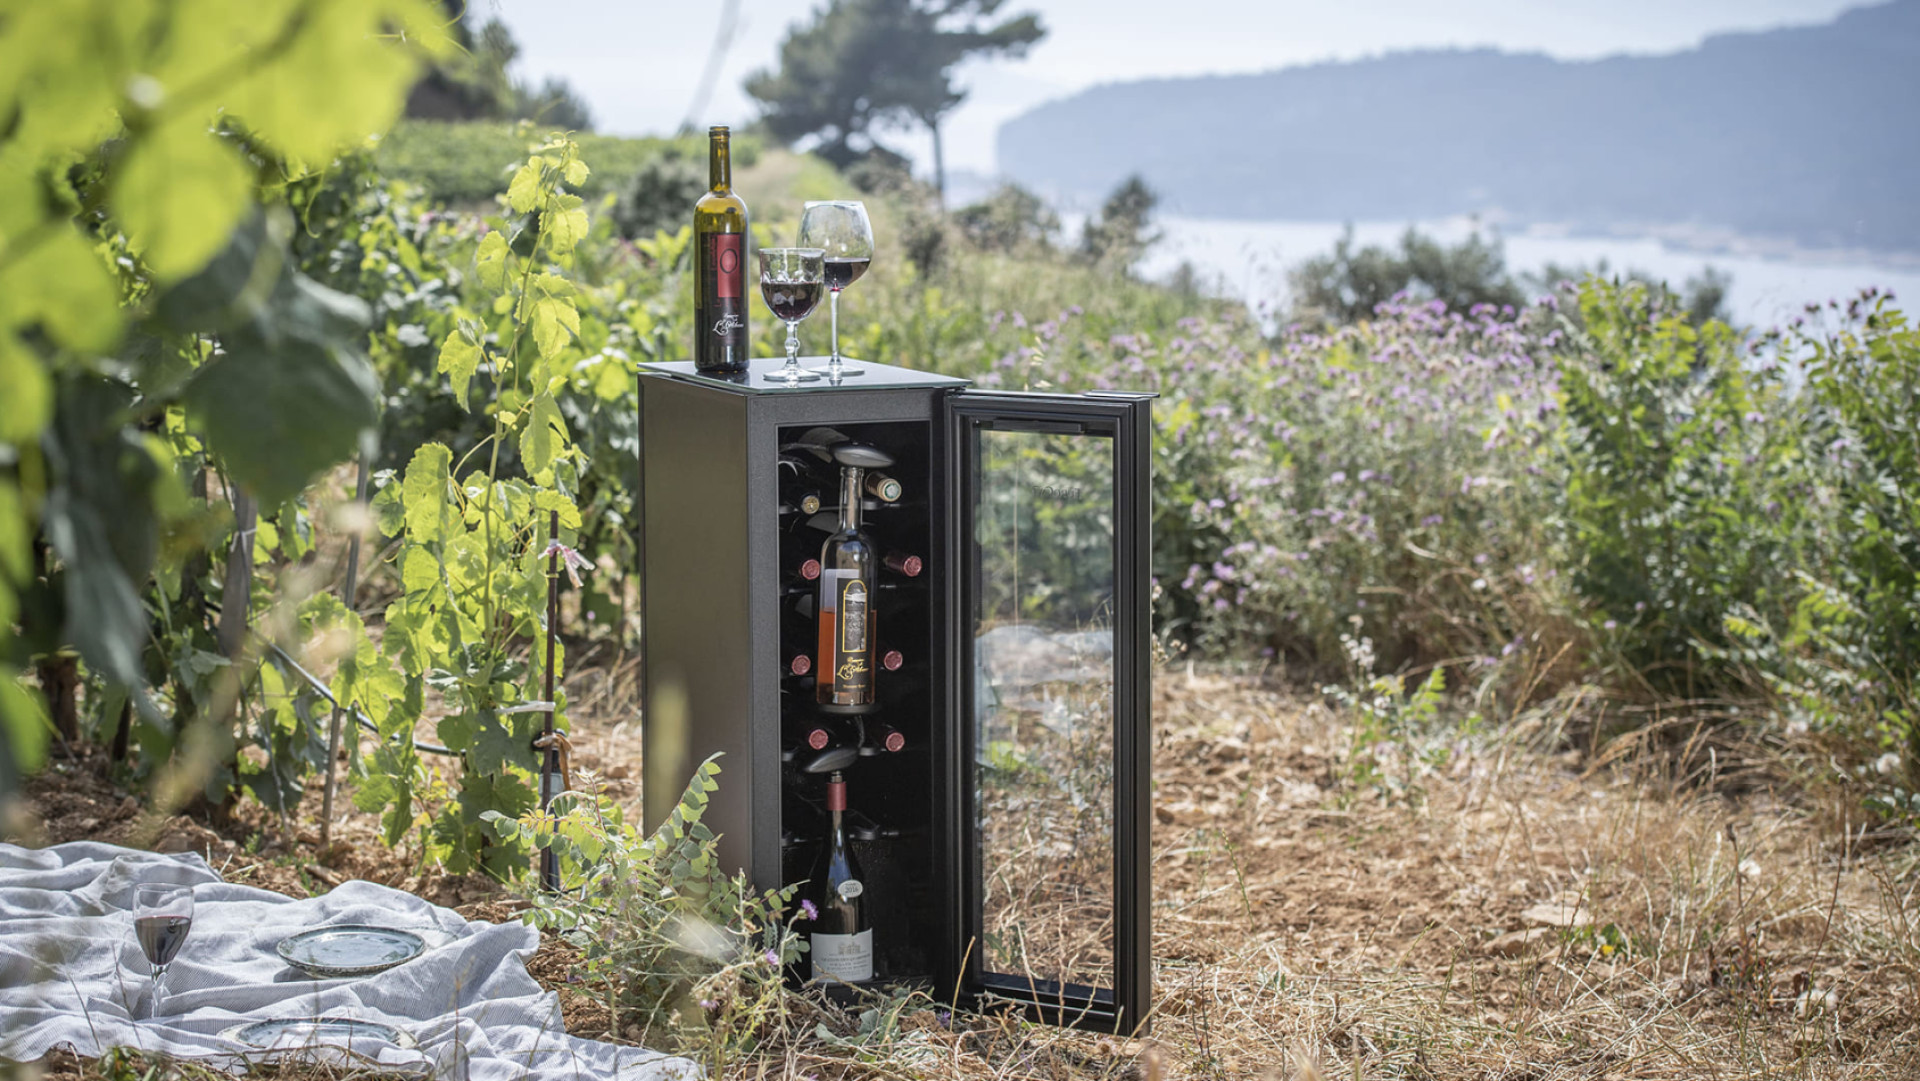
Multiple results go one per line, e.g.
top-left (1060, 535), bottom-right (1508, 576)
top-left (223, 1017), bottom-right (416, 1049)
top-left (275, 925), bottom-right (425, 978)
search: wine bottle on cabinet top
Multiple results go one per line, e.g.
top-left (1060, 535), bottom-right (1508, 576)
top-left (693, 126), bottom-right (749, 374)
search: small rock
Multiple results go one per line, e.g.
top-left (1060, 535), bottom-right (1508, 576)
top-left (117, 796), bottom-right (139, 818)
top-left (1484, 928), bottom-right (1555, 957)
top-left (1520, 901), bottom-right (1590, 928)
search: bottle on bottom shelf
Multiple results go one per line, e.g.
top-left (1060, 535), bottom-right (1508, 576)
top-left (808, 769), bottom-right (872, 985)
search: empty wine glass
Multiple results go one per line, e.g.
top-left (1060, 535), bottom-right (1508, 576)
top-left (134, 883), bottom-right (194, 1017)
top-left (797, 201), bottom-right (873, 378)
top-left (759, 247), bottom-right (826, 384)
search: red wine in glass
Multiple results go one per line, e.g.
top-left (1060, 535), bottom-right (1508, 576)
top-left (822, 257), bottom-right (869, 290)
top-left (133, 883), bottom-right (193, 1016)
top-left (766, 279), bottom-right (824, 322)
top-left (137, 915), bottom-right (192, 967)
top-left (798, 201), bottom-right (873, 378)
top-left (760, 247), bottom-right (825, 384)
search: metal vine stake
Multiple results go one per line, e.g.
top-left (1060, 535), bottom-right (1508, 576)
top-left (540, 509), bottom-right (562, 892)
top-left (320, 459), bottom-right (370, 850)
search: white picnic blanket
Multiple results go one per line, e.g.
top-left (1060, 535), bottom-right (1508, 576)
top-left (0, 842), bottom-right (697, 1080)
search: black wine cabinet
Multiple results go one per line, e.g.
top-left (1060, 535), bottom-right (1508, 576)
top-left (637, 357), bottom-right (1153, 1034)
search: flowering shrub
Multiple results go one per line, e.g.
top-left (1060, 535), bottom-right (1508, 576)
top-left (889, 270), bottom-right (1919, 781)
top-left (939, 297), bottom-right (1575, 686)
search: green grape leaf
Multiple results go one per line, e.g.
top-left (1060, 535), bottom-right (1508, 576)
top-left (370, 473), bottom-right (406, 538)
top-left (400, 545), bottom-right (441, 595)
top-left (438, 329), bottom-right (481, 410)
top-left (563, 158), bottom-right (589, 187)
top-left (0, 226), bottom-right (121, 352)
top-left (154, 212), bottom-right (284, 335)
top-left (520, 393), bottom-right (567, 480)
top-left (0, 335), bottom-right (52, 445)
top-left (42, 488), bottom-right (148, 690)
top-left (185, 322), bottom-right (379, 506)
top-left (0, 669), bottom-right (50, 796)
top-left (0, 479), bottom-right (26, 585)
top-left (401, 444), bottom-right (453, 544)
top-left (476, 231), bottom-right (510, 292)
top-left (533, 489), bottom-right (582, 531)
top-left (530, 296), bottom-right (579, 360)
top-left (111, 124), bottom-right (253, 281)
top-left (218, 0), bottom-right (431, 164)
top-left (506, 162), bottom-right (542, 213)
top-left (544, 194), bottom-right (589, 253)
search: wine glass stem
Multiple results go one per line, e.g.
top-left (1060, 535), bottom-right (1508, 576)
top-left (829, 287), bottom-right (841, 368)
top-left (151, 964), bottom-right (166, 1018)
top-left (785, 319), bottom-right (799, 368)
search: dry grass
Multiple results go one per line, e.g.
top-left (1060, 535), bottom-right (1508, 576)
top-left (13, 661), bottom-right (1920, 1080)
top-left (675, 668), bottom-right (1920, 1079)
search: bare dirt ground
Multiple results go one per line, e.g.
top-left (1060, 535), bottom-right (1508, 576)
top-left (12, 659), bottom-right (1920, 1079)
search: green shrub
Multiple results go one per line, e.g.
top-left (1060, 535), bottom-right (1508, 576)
top-left (375, 121), bottom-right (760, 204)
top-left (612, 150), bottom-right (706, 240)
top-left (1548, 279), bottom-right (1798, 693)
top-left (488, 755), bottom-right (804, 1070)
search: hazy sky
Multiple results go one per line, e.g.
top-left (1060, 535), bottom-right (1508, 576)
top-left (484, 0), bottom-right (1869, 176)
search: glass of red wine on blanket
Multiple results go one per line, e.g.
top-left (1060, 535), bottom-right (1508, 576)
top-left (134, 883), bottom-right (193, 1016)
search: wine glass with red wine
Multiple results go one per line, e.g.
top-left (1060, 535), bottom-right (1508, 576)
top-left (759, 247), bottom-right (826, 384)
top-left (134, 883), bottom-right (193, 1016)
top-left (797, 201), bottom-right (873, 378)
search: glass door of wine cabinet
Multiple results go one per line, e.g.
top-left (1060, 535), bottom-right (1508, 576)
top-left (941, 390), bottom-right (1152, 1035)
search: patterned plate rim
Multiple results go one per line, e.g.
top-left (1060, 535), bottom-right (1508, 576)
top-left (274, 924), bottom-right (426, 977)
top-left (220, 1016), bottom-right (417, 1050)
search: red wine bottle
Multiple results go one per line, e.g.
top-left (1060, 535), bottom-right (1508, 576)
top-left (792, 557), bottom-right (822, 583)
top-left (785, 652), bottom-right (812, 677)
top-left (863, 722), bottom-right (906, 754)
top-left (816, 465), bottom-right (876, 712)
top-left (809, 770), bottom-right (872, 984)
top-left (778, 455), bottom-right (825, 515)
top-left (694, 126), bottom-right (749, 374)
top-left (883, 552), bottom-right (922, 578)
top-left (881, 649), bottom-right (904, 671)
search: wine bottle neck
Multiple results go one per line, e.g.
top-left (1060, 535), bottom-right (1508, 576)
top-left (708, 130), bottom-right (731, 193)
top-left (838, 467), bottom-right (864, 531)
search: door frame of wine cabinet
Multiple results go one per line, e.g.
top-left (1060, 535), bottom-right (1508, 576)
top-left (939, 389), bottom-right (1154, 1035)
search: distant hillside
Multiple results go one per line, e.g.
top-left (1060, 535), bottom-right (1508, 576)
top-left (997, 1), bottom-right (1920, 254)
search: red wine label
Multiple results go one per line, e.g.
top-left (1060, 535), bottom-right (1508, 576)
top-left (811, 929), bottom-right (873, 983)
top-left (701, 234), bottom-right (745, 360)
top-left (711, 233), bottom-right (743, 299)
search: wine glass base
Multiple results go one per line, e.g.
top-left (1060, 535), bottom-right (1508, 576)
top-left (807, 363), bottom-right (866, 378)
top-left (763, 368), bottom-right (822, 383)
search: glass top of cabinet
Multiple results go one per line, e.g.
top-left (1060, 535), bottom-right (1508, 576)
top-left (641, 359), bottom-right (970, 394)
